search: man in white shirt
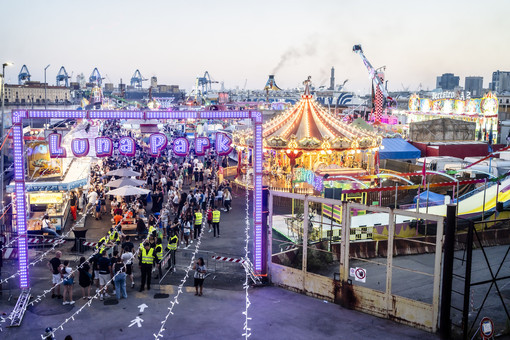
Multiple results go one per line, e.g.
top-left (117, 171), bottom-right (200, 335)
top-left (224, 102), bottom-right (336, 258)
top-left (86, 190), bottom-right (98, 215)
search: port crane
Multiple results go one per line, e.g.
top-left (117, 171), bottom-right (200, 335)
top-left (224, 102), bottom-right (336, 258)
top-left (130, 69), bottom-right (147, 88)
top-left (18, 65), bottom-right (31, 85)
top-left (197, 71), bottom-right (218, 94)
top-left (352, 44), bottom-right (396, 108)
top-left (56, 66), bottom-right (71, 87)
top-left (89, 67), bottom-right (104, 87)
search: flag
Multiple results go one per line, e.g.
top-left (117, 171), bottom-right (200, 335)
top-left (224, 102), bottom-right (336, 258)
top-left (421, 158), bottom-right (427, 187)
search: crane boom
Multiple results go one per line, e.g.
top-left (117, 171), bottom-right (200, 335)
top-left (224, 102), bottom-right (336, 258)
top-left (353, 44), bottom-right (396, 108)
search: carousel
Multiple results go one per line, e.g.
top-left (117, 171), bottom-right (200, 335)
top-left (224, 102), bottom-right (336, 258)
top-left (233, 77), bottom-right (383, 192)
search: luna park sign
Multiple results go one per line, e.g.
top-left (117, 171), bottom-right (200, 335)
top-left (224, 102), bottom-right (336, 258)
top-left (47, 132), bottom-right (233, 158)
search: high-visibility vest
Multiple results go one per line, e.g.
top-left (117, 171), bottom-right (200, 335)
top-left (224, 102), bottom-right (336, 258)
top-left (155, 245), bottom-right (163, 260)
top-left (194, 212), bottom-right (203, 225)
top-left (167, 235), bottom-right (178, 250)
top-left (95, 237), bottom-right (107, 251)
top-left (141, 248), bottom-right (155, 265)
top-left (212, 210), bottom-right (220, 223)
top-left (108, 230), bottom-right (119, 243)
top-left (148, 225), bottom-right (156, 235)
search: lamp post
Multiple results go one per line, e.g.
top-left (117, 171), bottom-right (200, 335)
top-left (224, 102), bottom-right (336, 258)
top-left (1, 62), bottom-right (13, 227)
top-left (44, 64), bottom-right (50, 109)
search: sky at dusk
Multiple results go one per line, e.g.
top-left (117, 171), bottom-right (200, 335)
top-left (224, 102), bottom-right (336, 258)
top-left (2, 0), bottom-right (509, 94)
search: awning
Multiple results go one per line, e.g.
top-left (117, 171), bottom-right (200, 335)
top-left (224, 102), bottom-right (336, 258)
top-left (414, 190), bottom-right (445, 203)
top-left (140, 124), bottom-right (160, 134)
top-left (379, 138), bottom-right (421, 160)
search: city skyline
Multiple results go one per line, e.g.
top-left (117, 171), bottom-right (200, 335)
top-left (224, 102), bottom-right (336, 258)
top-left (2, 0), bottom-right (509, 94)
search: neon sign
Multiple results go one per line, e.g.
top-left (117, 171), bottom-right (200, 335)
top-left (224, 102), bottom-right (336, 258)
top-left (54, 132), bottom-right (234, 158)
top-left (293, 168), bottom-right (324, 191)
top-left (12, 109), bottom-right (264, 290)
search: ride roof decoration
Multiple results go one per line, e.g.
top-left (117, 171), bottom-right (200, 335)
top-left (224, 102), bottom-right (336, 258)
top-left (236, 77), bottom-right (381, 152)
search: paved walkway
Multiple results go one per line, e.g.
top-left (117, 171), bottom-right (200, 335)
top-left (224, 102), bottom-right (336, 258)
top-left (0, 186), bottom-right (440, 339)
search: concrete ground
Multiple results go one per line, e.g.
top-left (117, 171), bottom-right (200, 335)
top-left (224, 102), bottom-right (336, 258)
top-left (0, 186), bottom-right (440, 339)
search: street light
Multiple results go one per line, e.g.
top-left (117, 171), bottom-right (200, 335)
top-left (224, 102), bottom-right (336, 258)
top-left (1, 62), bottom-right (13, 227)
top-left (44, 64), bottom-right (50, 109)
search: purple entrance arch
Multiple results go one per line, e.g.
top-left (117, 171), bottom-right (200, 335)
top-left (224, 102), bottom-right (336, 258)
top-left (11, 109), bottom-right (265, 289)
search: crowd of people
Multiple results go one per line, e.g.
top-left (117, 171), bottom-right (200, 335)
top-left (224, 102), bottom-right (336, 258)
top-left (46, 119), bottom-right (234, 304)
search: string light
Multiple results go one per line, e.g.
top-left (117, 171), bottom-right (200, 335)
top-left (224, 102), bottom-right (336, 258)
top-left (242, 168), bottom-right (252, 339)
top-left (44, 212), bottom-right (164, 339)
top-left (153, 173), bottom-right (217, 339)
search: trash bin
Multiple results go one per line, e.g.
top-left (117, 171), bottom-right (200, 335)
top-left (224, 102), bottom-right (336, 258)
top-left (73, 229), bottom-right (88, 253)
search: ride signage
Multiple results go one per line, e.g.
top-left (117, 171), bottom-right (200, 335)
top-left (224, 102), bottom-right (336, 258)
top-left (49, 132), bottom-right (233, 158)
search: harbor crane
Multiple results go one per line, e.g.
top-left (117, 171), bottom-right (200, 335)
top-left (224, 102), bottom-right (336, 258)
top-left (352, 44), bottom-right (396, 108)
top-left (89, 67), bottom-right (104, 87)
top-left (197, 71), bottom-right (218, 94)
top-left (18, 65), bottom-right (31, 85)
top-left (130, 69), bottom-right (147, 88)
top-left (56, 66), bottom-right (71, 87)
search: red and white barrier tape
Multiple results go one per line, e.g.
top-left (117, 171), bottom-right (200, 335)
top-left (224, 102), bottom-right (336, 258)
top-left (82, 241), bottom-right (97, 247)
top-left (211, 255), bottom-right (246, 264)
top-left (27, 238), bottom-right (66, 244)
top-left (2, 247), bottom-right (17, 259)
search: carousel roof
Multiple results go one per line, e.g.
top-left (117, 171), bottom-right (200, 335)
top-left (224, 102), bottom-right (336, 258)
top-left (262, 78), bottom-right (380, 150)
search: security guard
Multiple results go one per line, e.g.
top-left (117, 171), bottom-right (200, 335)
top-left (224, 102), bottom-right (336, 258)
top-left (212, 207), bottom-right (221, 238)
top-left (166, 233), bottom-right (178, 270)
top-left (154, 238), bottom-right (163, 279)
top-left (194, 209), bottom-right (203, 239)
top-left (95, 236), bottom-right (108, 254)
top-left (138, 242), bottom-right (157, 292)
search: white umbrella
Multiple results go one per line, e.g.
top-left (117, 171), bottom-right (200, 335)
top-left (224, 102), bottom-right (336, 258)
top-left (106, 186), bottom-right (150, 197)
top-left (106, 168), bottom-right (141, 177)
top-left (106, 178), bottom-right (145, 188)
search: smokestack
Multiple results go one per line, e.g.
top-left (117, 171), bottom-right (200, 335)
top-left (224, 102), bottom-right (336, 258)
top-left (329, 67), bottom-right (335, 90)
top-left (264, 75), bottom-right (282, 91)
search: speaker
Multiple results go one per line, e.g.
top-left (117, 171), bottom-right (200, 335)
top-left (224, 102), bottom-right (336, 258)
top-left (325, 188), bottom-right (342, 200)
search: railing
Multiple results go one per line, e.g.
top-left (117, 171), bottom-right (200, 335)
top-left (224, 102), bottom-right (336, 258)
top-left (456, 180), bottom-right (497, 202)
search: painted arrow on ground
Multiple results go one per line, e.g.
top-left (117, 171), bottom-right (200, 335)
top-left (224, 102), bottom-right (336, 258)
top-left (138, 303), bottom-right (148, 313)
top-left (129, 316), bottom-right (144, 328)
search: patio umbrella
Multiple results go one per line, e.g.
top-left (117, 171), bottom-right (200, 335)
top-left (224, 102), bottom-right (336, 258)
top-left (106, 178), bottom-right (145, 188)
top-left (106, 185), bottom-right (150, 197)
top-left (106, 168), bottom-right (141, 177)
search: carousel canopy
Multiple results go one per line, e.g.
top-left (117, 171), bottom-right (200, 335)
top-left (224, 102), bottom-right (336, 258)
top-left (261, 77), bottom-right (380, 151)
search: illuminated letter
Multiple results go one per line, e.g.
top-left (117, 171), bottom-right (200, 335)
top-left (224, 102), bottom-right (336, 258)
top-left (149, 133), bottom-right (168, 157)
top-left (119, 136), bottom-right (136, 157)
top-left (173, 137), bottom-right (189, 157)
top-left (71, 138), bottom-right (89, 157)
top-left (215, 132), bottom-right (233, 156)
top-left (95, 137), bottom-right (113, 157)
top-left (48, 133), bottom-right (66, 158)
top-left (194, 137), bottom-right (210, 156)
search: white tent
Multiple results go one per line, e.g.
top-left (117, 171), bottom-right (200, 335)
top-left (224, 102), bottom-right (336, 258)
top-left (107, 186), bottom-right (150, 197)
top-left (106, 178), bottom-right (145, 188)
top-left (106, 168), bottom-right (141, 177)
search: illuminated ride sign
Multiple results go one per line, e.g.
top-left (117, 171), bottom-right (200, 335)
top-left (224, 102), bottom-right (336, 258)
top-left (51, 132), bottom-right (233, 158)
top-left (408, 92), bottom-right (498, 117)
top-left (293, 168), bottom-right (324, 192)
top-left (11, 109), bottom-right (265, 289)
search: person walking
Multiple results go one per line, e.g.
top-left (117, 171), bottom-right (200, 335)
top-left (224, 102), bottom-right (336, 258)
top-left (78, 256), bottom-right (92, 300)
top-left (47, 251), bottom-right (62, 299)
top-left (138, 242), bottom-right (157, 292)
top-left (97, 251), bottom-right (111, 301)
top-left (69, 192), bottom-right (78, 221)
top-left (121, 246), bottom-right (135, 288)
top-left (194, 209), bottom-right (203, 239)
top-left (61, 260), bottom-right (75, 305)
top-left (212, 207), bottom-right (221, 238)
top-left (193, 257), bottom-right (207, 296)
top-left (113, 257), bottom-right (127, 300)
top-left (154, 238), bottom-right (163, 279)
top-left (223, 189), bottom-right (232, 212)
top-left (206, 207), bottom-right (213, 233)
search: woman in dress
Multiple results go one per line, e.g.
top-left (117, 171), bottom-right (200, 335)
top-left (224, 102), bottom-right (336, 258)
top-left (193, 257), bottom-right (207, 296)
top-left (78, 256), bottom-right (92, 299)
